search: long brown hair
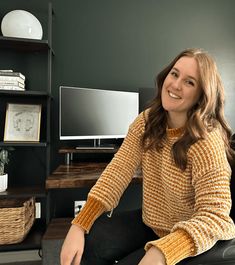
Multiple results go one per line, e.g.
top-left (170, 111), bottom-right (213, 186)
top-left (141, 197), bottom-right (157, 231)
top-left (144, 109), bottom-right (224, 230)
top-left (142, 48), bottom-right (234, 170)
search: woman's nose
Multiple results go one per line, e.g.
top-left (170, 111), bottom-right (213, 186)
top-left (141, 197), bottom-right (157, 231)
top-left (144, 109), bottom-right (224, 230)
top-left (172, 78), bottom-right (182, 90)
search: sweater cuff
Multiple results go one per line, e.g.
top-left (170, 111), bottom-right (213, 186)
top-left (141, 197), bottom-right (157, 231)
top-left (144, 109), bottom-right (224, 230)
top-left (71, 196), bottom-right (106, 233)
top-left (145, 229), bottom-right (195, 265)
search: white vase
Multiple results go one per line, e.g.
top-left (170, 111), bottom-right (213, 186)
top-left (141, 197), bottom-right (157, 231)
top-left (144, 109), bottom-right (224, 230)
top-left (1, 10), bottom-right (43, 40)
top-left (0, 173), bottom-right (8, 192)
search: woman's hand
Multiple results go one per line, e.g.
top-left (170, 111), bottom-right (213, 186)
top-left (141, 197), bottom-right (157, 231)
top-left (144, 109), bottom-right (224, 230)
top-left (60, 224), bottom-right (85, 265)
top-left (138, 246), bottom-right (166, 265)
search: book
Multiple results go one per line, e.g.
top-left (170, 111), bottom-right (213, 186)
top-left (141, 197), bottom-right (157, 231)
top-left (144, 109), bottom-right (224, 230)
top-left (0, 80), bottom-right (25, 88)
top-left (0, 71), bottom-right (25, 80)
top-left (0, 69), bottom-right (13, 72)
top-left (0, 76), bottom-right (25, 83)
top-left (0, 85), bottom-right (25, 91)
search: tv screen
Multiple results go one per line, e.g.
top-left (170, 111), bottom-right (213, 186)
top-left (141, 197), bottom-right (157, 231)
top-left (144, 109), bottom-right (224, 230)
top-left (59, 86), bottom-right (139, 140)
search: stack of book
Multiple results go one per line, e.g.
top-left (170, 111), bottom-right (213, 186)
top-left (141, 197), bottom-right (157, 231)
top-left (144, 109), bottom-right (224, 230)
top-left (0, 70), bottom-right (25, 91)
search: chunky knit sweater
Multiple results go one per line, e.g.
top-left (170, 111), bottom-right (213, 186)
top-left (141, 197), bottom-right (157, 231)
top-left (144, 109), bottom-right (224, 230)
top-left (72, 110), bottom-right (235, 265)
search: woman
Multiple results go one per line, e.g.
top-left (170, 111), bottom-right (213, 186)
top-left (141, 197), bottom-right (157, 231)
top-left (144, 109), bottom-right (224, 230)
top-left (60, 48), bottom-right (235, 265)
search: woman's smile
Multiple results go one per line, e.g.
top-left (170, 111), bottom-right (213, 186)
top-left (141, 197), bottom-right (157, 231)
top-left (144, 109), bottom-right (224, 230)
top-left (168, 91), bottom-right (181, 99)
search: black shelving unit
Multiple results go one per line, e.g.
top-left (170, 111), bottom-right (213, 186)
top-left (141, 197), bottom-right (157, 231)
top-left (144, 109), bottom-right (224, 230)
top-left (0, 2), bottom-right (53, 254)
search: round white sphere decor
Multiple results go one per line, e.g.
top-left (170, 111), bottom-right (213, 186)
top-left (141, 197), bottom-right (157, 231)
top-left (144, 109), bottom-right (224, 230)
top-left (1, 10), bottom-right (43, 40)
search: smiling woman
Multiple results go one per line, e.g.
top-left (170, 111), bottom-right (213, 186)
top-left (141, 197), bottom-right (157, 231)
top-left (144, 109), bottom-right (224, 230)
top-left (61, 48), bottom-right (235, 265)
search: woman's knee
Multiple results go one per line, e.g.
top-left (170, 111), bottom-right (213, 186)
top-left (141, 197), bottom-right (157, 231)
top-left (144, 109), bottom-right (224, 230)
top-left (83, 209), bottom-right (152, 261)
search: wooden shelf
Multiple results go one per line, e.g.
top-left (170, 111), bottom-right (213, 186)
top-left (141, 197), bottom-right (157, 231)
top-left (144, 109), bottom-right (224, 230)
top-left (43, 218), bottom-right (72, 241)
top-left (0, 186), bottom-right (46, 199)
top-left (0, 219), bottom-right (46, 252)
top-left (46, 162), bottom-right (142, 189)
top-left (46, 162), bottom-right (107, 189)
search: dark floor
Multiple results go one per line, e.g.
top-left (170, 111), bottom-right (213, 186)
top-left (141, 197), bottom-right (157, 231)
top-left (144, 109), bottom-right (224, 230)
top-left (0, 261), bottom-right (42, 265)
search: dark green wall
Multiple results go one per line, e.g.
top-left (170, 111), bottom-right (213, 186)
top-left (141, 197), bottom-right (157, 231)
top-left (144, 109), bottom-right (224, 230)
top-left (1, 0), bottom-right (235, 213)
top-left (49, 0), bottom-right (235, 168)
top-left (2, 0), bottom-right (235, 167)
top-left (52, 0), bottom-right (235, 89)
top-left (51, 0), bottom-right (235, 213)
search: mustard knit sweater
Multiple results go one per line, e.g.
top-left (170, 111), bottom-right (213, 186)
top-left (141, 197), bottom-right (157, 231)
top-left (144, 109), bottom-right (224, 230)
top-left (72, 110), bottom-right (235, 265)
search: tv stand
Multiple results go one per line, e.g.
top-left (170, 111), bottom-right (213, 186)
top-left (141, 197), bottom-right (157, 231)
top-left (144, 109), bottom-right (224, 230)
top-left (59, 146), bottom-right (119, 165)
top-left (91, 138), bottom-right (115, 148)
top-left (75, 139), bottom-right (117, 151)
top-left (75, 146), bottom-right (116, 150)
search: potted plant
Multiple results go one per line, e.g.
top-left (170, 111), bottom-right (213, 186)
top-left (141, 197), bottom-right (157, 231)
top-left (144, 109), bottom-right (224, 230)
top-left (0, 147), bottom-right (12, 192)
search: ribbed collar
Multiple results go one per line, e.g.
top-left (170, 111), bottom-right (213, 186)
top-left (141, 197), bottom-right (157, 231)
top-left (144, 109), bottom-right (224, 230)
top-left (166, 127), bottom-right (185, 138)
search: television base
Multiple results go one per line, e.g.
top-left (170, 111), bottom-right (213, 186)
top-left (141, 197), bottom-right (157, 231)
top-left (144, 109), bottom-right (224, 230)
top-left (59, 146), bottom-right (119, 165)
top-left (75, 139), bottom-right (117, 150)
top-left (75, 145), bottom-right (116, 150)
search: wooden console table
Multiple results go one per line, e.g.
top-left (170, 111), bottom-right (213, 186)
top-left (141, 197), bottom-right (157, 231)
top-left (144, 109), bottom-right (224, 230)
top-left (46, 162), bottom-right (142, 189)
top-left (47, 147), bottom-right (142, 189)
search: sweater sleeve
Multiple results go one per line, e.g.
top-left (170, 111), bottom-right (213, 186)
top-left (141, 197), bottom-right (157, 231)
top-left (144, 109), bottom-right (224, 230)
top-left (145, 229), bottom-right (195, 265)
top-left (72, 196), bottom-right (106, 232)
top-left (72, 112), bottom-right (145, 232)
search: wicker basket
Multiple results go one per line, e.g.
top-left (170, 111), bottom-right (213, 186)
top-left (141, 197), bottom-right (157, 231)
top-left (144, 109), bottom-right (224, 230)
top-left (0, 197), bottom-right (35, 245)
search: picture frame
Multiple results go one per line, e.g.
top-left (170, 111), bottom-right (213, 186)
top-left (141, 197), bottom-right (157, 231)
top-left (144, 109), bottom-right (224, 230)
top-left (4, 103), bottom-right (42, 142)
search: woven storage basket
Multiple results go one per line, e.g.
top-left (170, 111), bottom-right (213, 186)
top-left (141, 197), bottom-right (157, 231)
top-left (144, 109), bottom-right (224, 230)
top-left (0, 197), bottom-right (35, 245)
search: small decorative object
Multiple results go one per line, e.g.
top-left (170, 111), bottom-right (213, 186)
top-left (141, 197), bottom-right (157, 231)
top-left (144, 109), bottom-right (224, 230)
top-left (0, 147), bottom-right (13, 192)
top-left (4, 103), bottom-right (42, 142)
top-left (1, 10), bottom-right (43, 40)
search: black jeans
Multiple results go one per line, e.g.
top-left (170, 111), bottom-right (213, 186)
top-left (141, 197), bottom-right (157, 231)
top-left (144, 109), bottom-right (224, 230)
top-left (81, 209), bottom-right (157, 265)
top-left (80, 209), bottom-right (235, 265)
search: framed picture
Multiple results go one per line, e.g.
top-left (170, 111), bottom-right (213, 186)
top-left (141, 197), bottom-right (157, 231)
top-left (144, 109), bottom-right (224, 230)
top-left (4, 103), bottom-right (42, 142)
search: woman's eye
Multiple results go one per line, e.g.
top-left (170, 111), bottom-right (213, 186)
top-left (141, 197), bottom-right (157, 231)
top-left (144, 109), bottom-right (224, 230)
top-left (186, 80), bottom-right (195, 86)
top-left (170, 71), bottom-right (178, 77)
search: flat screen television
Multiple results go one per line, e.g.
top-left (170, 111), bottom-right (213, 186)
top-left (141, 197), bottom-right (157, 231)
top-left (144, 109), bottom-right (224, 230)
top-left (59, 86), bottom-right (139, 144)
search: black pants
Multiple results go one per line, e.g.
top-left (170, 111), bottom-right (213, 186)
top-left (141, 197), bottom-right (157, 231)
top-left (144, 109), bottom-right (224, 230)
top-left (81, 209), bottom-right (157, 265)
top-left (80, 209), bottom-right (235, 265)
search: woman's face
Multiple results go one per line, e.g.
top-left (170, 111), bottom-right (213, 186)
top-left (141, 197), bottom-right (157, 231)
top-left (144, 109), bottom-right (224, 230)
top-left (161, 56), bottom-right (202, 128)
